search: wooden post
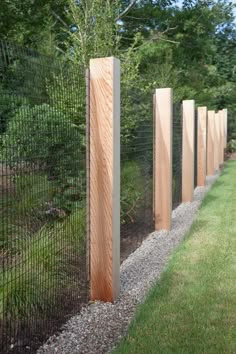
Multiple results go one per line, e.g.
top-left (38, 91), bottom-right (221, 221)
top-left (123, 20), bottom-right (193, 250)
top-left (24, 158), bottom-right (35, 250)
top-left (153, 94), bottom-right (156, 222)
top-left (219, 110), bottom-right (224, 165)
top-left (154, 88), bottom-right (172, 231)
top-left (215, 112), bottom-right (220, 170)
top-left (89, 57), bottom-right (120, 302)
top-left (213, 111), bottom-right (218, 172)
top-left (207, 111), bottom-right (215, 176)
top-left (223, 108), bottom-right (228, 148)
top-left (197, 107), bottom-right (207, 186)
top-left (182, 100), bottom-right (195, 202)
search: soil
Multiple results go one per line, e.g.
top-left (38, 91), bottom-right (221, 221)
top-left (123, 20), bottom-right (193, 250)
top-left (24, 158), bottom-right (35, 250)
top-left (229, 152), bottom-right (236, 160)
top-left (120, 208), bottom-right (154, 264)
top-left (224, 152), bottom-right (236, 161)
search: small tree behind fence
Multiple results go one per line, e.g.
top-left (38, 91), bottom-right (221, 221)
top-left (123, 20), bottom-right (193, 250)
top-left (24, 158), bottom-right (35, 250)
top-left (0, 44), bottom-right (229, 353)
top-left (120, 74), bottom-right (154, 262)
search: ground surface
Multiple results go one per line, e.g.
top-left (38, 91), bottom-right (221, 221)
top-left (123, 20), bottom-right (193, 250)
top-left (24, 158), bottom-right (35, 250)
top-left (38, 172), bottom-right (219, 354)
top-left (114, 160), bottom-right (236, 354)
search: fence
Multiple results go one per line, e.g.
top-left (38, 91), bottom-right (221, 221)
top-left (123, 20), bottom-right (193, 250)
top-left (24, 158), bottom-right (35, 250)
top-left (0, 47), bottom-right (229, 353)
top-left (0, 42), bottom-right (88, 353)
top-left (120, 73), bottom-right (154, 263)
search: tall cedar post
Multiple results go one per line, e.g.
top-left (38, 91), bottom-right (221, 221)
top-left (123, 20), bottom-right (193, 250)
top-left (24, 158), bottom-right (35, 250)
top-left (223, 108), bottom-right (228, 148)
top-left (219, 110), bottom-right (224, 165)
top-left (207, 111), bottom-right (215, 176)
top-left (153, 94), bottom-right (156, 222)
top-left (213, 111), bottom-right (219, 171)
top-left (89, 57), bottom-right (120, 302)
top-left (182, 100), bottom-right (195, 202)
top-left (197, 107), bottom-right (207, 186)
top-left (154, 88), bottom-right (173, 231)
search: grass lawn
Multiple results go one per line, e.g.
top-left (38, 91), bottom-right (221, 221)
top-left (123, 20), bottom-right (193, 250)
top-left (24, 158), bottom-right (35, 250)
top-left (114, 160), bottom-right (236, 354)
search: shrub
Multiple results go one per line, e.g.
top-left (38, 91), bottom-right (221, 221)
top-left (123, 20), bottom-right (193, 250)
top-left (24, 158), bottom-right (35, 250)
top-left (1, 104), bottom-right (82, 179)
top-left (227, 139), bottom-right (236, 153)
top-left (0, 174), bottom-right (51, 251)
top-left (121, 161), bottom-right (146, 224)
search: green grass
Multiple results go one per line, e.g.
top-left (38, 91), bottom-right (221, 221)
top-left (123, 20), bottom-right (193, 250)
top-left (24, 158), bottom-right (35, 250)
top-left (0, 174), bottom-right (52, 249)
top-left (0, 207), bottom-right (86, 321)
top-left (114, 160), bottom-right (236, 354)
top-left (0, 172), bottom-right (87, 322)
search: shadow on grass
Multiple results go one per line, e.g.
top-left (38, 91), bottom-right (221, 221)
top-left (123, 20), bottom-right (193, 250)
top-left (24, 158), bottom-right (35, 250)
top-left (184, 219), bottom-right (209, 241)
top-left (201, 193), bottom-right (219, 207)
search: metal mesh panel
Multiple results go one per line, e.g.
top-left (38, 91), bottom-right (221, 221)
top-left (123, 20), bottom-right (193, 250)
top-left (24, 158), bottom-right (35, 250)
top-left (0, 41), bottom-right (88, 353)
top-left (228, 110), bottom-right (236, 141)
top-left (172, 103), bottom-right (182, 209)
top-left (120, 78), bottom-right (154, 263)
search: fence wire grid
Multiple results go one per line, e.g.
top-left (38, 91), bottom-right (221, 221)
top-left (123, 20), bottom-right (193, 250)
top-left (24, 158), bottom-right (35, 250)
top-left (172, 103), bottom-right (183, 209)
top-left (120, 77), bottom-right (154, 263)
top-left (0, 41), bottom-right (88, 354)
top-left (0, 40), bottom-right (218, 354)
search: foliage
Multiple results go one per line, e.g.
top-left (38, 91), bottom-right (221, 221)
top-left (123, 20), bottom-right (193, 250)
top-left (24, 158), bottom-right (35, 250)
top-left (63, 0), bottom-right (120, 67)
top-left (0, 173), bottom-right (51, 250)
top-left (0, 206), bottom-right (86, 321)
top-left (0, 86), bottom-right (28, 134)
top-left (121, 161), bottom-right (147, 224)
top-left (0, 0), bottom-right (236, 339)
top-left (1, 104), bottom-right (81, 179)
top-left (227, 139), bottom-right (236, 153)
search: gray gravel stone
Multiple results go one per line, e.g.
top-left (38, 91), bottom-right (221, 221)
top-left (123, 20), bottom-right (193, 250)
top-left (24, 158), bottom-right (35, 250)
top-left (37, 173), bottom-right (219, 354)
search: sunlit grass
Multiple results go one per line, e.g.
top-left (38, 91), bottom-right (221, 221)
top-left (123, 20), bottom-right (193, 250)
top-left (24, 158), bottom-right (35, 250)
top-left (114, 161), bottom-right (236, 354)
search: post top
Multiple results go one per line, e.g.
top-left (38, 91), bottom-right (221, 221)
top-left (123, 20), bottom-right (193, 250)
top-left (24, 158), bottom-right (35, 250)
top-left (182, 99), bottom-right (195, 109)
top-left (90, 56), bottom-right (120, 65)
top-left (155, 87), bottom-right (172, 94)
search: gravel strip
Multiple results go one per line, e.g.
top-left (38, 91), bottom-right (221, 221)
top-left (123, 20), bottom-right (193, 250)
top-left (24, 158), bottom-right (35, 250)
top-left (38, 173), bottom-right (219, 354)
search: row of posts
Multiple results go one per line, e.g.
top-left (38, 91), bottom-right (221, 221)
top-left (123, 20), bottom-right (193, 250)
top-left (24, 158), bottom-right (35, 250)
top-left (88, 57), bottom-right (228, 303)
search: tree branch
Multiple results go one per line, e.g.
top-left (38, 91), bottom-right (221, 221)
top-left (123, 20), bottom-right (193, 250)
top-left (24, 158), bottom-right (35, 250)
top-left (116, 0), bottom-right (138, 21)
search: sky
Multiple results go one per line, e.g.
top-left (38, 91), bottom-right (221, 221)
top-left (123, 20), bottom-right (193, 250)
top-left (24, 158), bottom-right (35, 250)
top-left (175, 0), bottom-right (236, 23)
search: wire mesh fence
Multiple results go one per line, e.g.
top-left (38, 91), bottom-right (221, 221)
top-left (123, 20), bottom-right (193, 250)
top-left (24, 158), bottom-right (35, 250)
top-left (228, 110), bottom-right (236, 141)
top-left (0, 40), bottom-right (224, 353)
top-left (0, 41), bottom-right (88, 353)
top-left (172, 103), bottom-right (182, 209)
top-left (120, 77), bottom-right (154, 263)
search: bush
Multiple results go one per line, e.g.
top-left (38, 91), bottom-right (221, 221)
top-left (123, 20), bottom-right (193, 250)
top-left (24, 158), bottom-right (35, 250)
top-left (227, 139), bottom-right (236, 153)
top-left (1, 104), bottom-right (82, 179)
top-left (0, 174), bottom-right (51, 250)
top-left (121, 161), bottom-right (146, 224)
top-left (0, 86), bottom-right (28, 134)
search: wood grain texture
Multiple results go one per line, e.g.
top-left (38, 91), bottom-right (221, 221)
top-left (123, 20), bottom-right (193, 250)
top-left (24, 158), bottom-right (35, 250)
top-left (153, 94), bottom-right (156, 222)
top-left (89, 57), bottom-right (120, 302)
top-left (86, 69), bottom-right (90, 282)
top-left (182, 100), bottom-right (195, 202)
top-left (154, 88), bottom-right (173, 231)
top-left (197, 107), bottom-right (207, 186)
top-left (207, 111), bottom-right (215, 176)
top-left (223, 108), bottom-right (228, 148)
top-left (215, 112), bottom-right (220, 170)
top-left (213, 112), bottom-right (218, 171)
top-left (219, 110), bottom-right (224, 165)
